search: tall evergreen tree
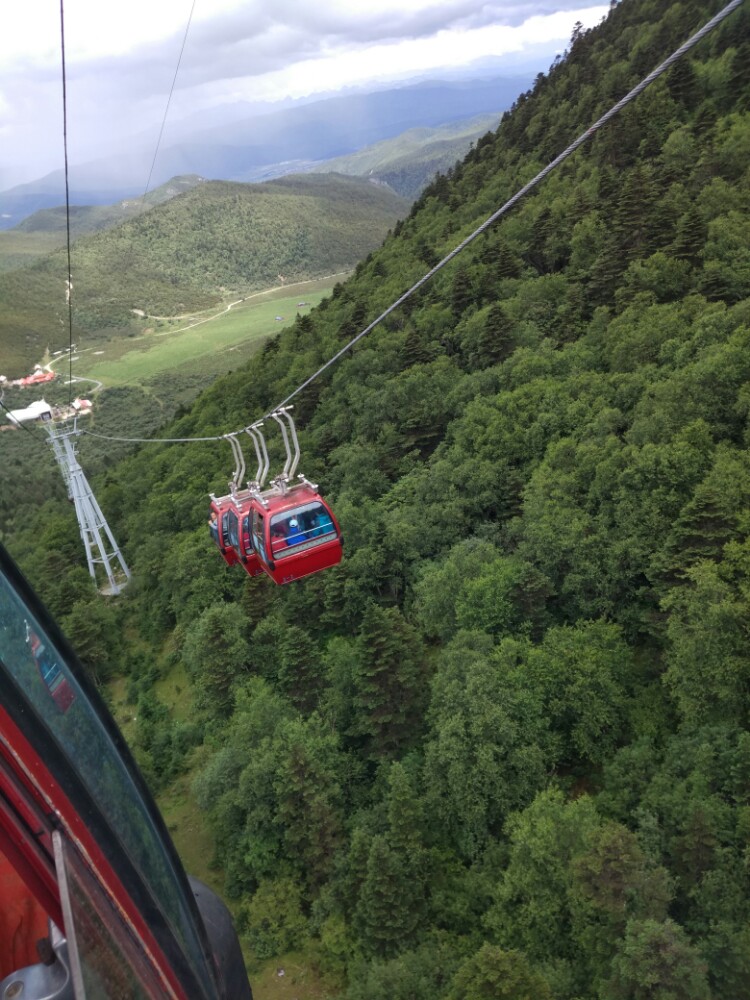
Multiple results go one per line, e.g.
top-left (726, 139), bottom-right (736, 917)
top-left (354, 835), bottom-right (421, 958)
top-left (351, 603), bottom-right (426, 760)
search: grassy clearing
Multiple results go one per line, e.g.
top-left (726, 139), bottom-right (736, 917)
top-left (158, 772), bottom-right (225, 896)
top-left (108, 663), bottom-right (220, 889)
top-left (72, 278), bottom-right (338, 387)
top-left (108, 676), bottom-right (138, 745)
top-left (248, 953), bottom-right (335, 1000)
top-left (154, 660), bottom-right (193, 721)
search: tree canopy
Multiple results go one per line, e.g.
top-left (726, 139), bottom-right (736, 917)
top-left (9, 0), bottom-right (750, 995)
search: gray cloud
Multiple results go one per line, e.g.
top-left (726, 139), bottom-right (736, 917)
top-left (68, 0), bottom-right (605, 99)
top-left (1, 0), bottom-right (606, 187)
top-left (196, 0), bottom-right (598, 48)
top-left (184, 0), bottom-right (603, 84)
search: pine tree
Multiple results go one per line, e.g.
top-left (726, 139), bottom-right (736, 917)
top-left (493, 237), bottom-right (522, 279)
top-left (451, 266), bottom-right (475, 319)
top-left (400, 326), bottom-right (432, 367)
top-left (608, 919), bottom-right (711, 1000)
top-left (588, 230), bottom-right (625, 305)
top-left (667, 59), bottom-right (701, 113)
top-left (449, 945), bottom-right (552, 1000)
top-left (277, 624), bottom-right (323, 712)
top-left (526, 207), bottom-right (555, 274)
top-left (475, 303), bottom-right (515, 366)
top-left (613, 165), bottom-right (660, 263)
top-left (274, 718), bottom-right (344, 889)
top-left (729, 42), bottom-right (750, 110)
top-left (670, 206), bottom-right (706, 266)
top-left (354, 835), bottom-right (421, 958)
top-left (352, 603), bottom-right (426, 760)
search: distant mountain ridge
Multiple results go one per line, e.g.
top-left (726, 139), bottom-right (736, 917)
top-left (13, 176), bottom-right (207, 238)
top-left (0, 74), bottom-right (531, 229)
top-left (315, 113), bottom-right (501, 199)
top-left (8, 114), bottom-right (500, 247)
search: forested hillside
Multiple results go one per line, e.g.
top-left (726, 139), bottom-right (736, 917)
top-left (0, 174), bottom-right (408, 373)
top-left (11, 175), bottom-right (206, 239)
top-left (10, 0), bottom-right (750, 996)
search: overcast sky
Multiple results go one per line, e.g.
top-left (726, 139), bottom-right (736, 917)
top-left (1, 0), bottom-right (609, 190)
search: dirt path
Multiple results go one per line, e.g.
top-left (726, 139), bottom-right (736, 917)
top-left (144, 272), bottom-right (349, 336)
top-left (37, 271), bottom-right (349, 390)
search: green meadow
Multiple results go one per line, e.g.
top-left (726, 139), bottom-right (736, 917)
top-left (72, 278), bottom-right (339, 387)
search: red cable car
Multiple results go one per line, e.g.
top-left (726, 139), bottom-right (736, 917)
top-left (209, 410), bottom-right (343, 585)
top-left (209, 433), bottom-right (266, 579)
top-left (0, 543), bottom-right (252, 999)
top-left (251, 482), bottom-right (343, 585)
top-left (27, 623), bottom-right (76, 713)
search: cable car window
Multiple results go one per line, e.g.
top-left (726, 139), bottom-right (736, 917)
top-left (226, 510), bottom-right (240, 548)
top-left (0, 562), bottom-right (215, 991)
top-left (57, 831), bottom-right (165, 998)
top-left (252, 510), bottom-right (268, 564)
top-left (270, 502), bottom-right (336, 559)
top-left (241, 514), bottom-right (254, 557)
top-left (220, 512), bottom-right (232, 548)
top-left (208, 511), bottom-right (219, 543)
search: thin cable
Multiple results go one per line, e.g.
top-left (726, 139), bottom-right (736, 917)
top-left (82, 429), bottom-right (241, 444)
top-left (78, 0), bottom-right (744, 448)
top-left (59, 0), bottom-right (75, 408)
top-left (142, 0), bottom-right (197, 202)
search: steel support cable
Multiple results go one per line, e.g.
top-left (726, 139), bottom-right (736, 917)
top-left (78, 0), bottom-right (744, 448)
top-left (59, 0), bottom-right (75, 407)
top-left (56, 0), bottom-right (196, 412)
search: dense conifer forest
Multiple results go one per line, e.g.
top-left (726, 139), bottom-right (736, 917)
top-left (10, 0), bottom-right (750, 995)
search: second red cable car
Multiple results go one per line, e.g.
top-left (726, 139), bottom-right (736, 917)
top-left (211, 494), bottom-right (266, 579)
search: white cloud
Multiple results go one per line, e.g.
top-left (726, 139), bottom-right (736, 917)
top-left (0, 0), bottom-right (608, 187)
top-left (233, 9), bottom-right (608, 102)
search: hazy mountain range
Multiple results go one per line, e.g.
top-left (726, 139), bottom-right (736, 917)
top-left (0, 74), bottom-right (531, 229)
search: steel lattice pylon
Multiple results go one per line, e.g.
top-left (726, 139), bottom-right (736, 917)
top-left (46, 421), bottom-right (130, 595)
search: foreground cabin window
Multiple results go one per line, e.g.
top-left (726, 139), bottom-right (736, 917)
top-left (270, 502), bottom-right (336, 559)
